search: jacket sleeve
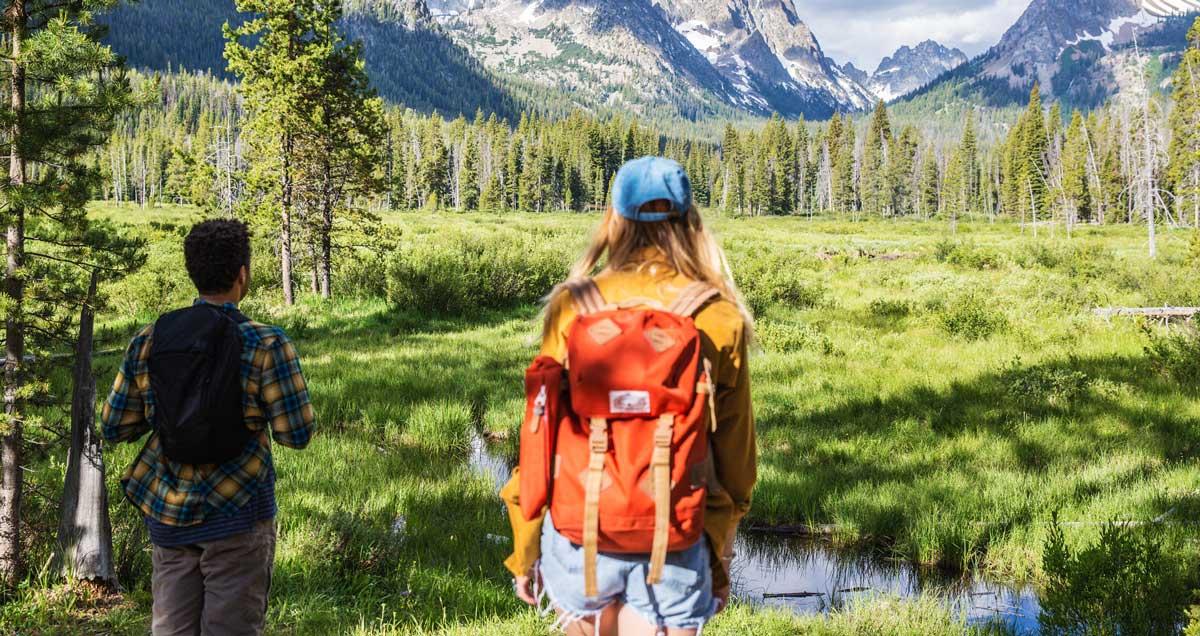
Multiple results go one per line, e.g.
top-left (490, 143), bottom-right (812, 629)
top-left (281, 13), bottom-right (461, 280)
top-left (101, 329), bottom-right (153, 444)
top-left (258, 334), bottom-right (316, 449)
top-left (501, 469), bottom-right (545, 577)
top-left (703, 315), bottom-right (755, 596)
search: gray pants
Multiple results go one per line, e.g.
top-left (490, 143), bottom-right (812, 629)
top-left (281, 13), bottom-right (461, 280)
top-left (151, 519), bottom-right (276, 636)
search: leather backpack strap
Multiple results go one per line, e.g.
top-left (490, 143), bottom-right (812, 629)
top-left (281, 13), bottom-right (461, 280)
top-left (564, 278), bottom-right (607, 316)
top-left (646, 414), bottom-right (674, 586)
top-left (583, 417), bottom-right (608, 598)
top-left (668, 281), bottom-right (721, 318)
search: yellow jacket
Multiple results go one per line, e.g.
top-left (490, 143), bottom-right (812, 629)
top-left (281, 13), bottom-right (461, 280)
top-left (501, 253), bottom-right (756, 594)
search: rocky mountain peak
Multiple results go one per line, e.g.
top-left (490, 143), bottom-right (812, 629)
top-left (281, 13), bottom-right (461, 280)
top-left (393, 0), bottom-right (435, 28)
top-left (868, 39), bottom-right (967, 102)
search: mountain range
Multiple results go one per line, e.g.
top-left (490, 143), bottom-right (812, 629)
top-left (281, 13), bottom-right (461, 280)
top-left (99, 0), bottom-right (1200, 122)
top-left (910, 0), bottom-right (1200, 108)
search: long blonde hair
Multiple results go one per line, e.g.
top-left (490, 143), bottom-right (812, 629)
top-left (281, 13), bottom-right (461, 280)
top-left (542, 205), bottom-right (754, 340)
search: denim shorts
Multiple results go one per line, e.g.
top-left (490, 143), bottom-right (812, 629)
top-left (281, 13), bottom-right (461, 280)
top-left (539, 515), bottom-right (717, 631)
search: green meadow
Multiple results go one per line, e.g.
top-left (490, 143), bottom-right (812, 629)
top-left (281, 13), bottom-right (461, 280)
top-left (8, 203), bottom-right (1200, 634)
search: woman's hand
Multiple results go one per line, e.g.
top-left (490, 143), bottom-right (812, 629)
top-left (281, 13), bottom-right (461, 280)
top-left (713, 582), bottom-right (730, 614)
top-left (514, 571), bottom-right (540, 606)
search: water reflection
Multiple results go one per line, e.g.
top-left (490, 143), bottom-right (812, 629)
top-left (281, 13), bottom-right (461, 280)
top-left (470, 431), bottom-right (512, 493)
top-left (734, 533), bottom-right (1041, 633)
top-left (468, 434), bottom-right (1042, 634)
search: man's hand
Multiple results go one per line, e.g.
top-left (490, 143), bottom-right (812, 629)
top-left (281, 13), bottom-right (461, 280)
top-left (514, 572), bottom-right (541, 606)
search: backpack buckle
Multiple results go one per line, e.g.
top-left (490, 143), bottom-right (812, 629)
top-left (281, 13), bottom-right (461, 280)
top-left (589, 418), bottom-right (608, 453)
top-left (654, 414), bottom-right (674, 447)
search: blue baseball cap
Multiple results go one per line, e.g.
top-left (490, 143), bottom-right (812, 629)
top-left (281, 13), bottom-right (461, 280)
top-left (611, 157), bottom-right (692, 222)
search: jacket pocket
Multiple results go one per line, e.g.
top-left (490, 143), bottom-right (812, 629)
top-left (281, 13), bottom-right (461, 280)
top-left (519, 356), bottom-right (565, 521)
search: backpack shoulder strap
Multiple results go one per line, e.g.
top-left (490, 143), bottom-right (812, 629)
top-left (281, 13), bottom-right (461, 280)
top-left (668, 281), bottom-right (721, 318)
top-left (563, 278), bottom-right (608, 316)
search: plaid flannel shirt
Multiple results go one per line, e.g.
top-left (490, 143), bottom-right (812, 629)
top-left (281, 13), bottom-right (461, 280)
top-left (102, 300), bottom-right (315, 527)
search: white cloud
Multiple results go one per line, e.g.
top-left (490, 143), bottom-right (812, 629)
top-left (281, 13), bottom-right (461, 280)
top-left (798, 0), bottom-right (1032, 71)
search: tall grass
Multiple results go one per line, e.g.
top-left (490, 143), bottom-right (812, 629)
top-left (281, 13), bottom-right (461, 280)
top-left (10, 205), bottom-right (1200, 633)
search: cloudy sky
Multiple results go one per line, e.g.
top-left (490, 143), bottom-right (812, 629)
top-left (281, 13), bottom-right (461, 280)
top-left (799, 0), bottom-right (1033, 71)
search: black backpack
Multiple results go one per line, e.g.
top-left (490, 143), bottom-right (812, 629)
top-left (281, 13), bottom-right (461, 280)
top-left (148, 304), bottom-right (254, 465)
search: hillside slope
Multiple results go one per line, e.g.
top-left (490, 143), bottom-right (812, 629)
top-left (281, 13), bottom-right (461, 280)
top-left (100, 0), bottom-right (520, 120)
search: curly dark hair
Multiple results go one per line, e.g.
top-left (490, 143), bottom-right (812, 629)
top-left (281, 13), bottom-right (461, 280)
top-left (184, 219), bottom-right (251, 294)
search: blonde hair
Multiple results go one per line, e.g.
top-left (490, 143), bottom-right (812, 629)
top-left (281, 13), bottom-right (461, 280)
top-left (542, 205), bottom-right (754, 340)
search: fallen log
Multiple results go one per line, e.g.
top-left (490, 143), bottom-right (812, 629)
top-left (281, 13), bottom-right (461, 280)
top-left (763, 591), bottom-right (825, 599)
top-left (746, 523), bottom-right (841, 536)
top-left (1093, 307), bottom-right (1200, 324)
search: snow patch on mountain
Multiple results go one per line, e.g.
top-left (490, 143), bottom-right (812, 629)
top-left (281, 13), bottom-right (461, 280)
top-left (1067, 9), bottom-right (1161, 50)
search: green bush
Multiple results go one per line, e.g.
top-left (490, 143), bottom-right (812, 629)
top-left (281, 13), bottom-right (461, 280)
top-left (1041, 513), bottom-right (1191, 636)
top-left (336, 249), bottom-right (389, 299)
top-left (1145, 324), bottom-right (1200, 388)
top-left (933, 239), bottom-right (1005, 270)
top-left (738, 256), bottom-right (828, 315)
top-left (1001, 357), bottom-right (1092, 409)
top-left (384, 232), bottom-right (569, 314)
top-left (868, 298), bottom-right (913, 320)
top-left (757, 321), bottom-right (835, 355)
top-left (938, 295), bottom-right (1007, 340)
top-left (1185, 603), bottom-right (1200, 636)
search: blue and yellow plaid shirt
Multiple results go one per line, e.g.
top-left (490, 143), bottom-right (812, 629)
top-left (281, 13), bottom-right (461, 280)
top-left (102, 300), bottom-right (316, 527)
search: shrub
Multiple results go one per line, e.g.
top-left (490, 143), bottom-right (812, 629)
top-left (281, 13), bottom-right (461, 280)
top-left (384, 232), bottom-right (569, 314)
top-left (938, 295), bottom-right (1007, 341)
top-left (738, 256), bottom-right (828, 315)
top-left (1145, 324), bottom-right (1200, 388)
top-left (933, 239), bottom-right (1004, 270)
top-left (1185, 604), bottom-right (1200, 636)
top-left (868, 298), bottom-right (912, 320)
top-left (1041, 512), bottom-right (1190, 636)
top-left (756, 321), bottom-right (835, 355)
top-left (1001, 357), bottom-right (1092, 409)
top-left (336, 249), bottom-right (389, 299)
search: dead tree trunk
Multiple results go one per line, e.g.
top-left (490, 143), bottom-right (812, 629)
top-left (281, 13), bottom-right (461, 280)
top-left (55, 272), bottom-right (116, 586)
top-left (319, 157), bottom-right (333, 299)
top-left (281, 130), bottom-right (296, 306)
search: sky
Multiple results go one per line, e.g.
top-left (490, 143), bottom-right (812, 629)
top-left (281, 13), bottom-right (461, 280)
top-left (799, 0), bottom-right (1033, 72)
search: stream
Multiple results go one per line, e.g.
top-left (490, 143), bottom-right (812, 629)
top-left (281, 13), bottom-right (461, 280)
top-left (469, 433), bottom-right (1043, 633)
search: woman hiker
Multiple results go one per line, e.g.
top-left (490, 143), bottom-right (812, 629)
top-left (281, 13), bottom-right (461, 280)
top-left (501, 157), bottom-right (757, 636)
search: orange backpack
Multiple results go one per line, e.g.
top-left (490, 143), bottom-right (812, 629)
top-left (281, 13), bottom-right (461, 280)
top-left (519, 278), bottom-right (719, 597)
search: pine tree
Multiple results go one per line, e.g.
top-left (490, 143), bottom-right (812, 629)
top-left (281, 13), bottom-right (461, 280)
top-left (960, 116), bottom-right (980, 211)
top-left (794, 119), bottom-right (810, 216)
top-left (0, 0), bottom-right (137, 587)
top-left (1024, 85), bottom-right (1049, 217)
top-left (1062, 110), bottom-right (1093, 225)
top-left (720, 124), bottom-right (742, 215)
top-left (888, 126), bottom-right (921, 217)
top-left (294, 13), bottom-right (386, 298)
top-left (460, 132), bottom-right (480, 211)
top-left (919, 147), bottom-right (941, 219)
top-left (418, 119), bottom-right (449, 209)
top-left (226, 0), bottom-right (338, 305)
top-left (832, 115), bottom-right (858, 215)
top-left (861, 101), bottom-right (893, 216)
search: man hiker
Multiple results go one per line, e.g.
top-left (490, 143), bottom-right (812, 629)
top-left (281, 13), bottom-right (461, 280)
top-left (102, 219), bottom-right (315, 636)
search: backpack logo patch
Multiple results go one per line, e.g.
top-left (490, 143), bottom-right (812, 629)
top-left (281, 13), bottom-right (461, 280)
top-left (610, 390), bottom-right (651, 414)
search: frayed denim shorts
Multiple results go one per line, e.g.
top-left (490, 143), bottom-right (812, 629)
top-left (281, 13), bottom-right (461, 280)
top-left (538, 514), bottom-right (717, 632)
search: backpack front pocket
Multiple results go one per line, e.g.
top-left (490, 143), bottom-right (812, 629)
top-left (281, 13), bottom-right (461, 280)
top-left (519, 356), bottom-right (566, 521)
